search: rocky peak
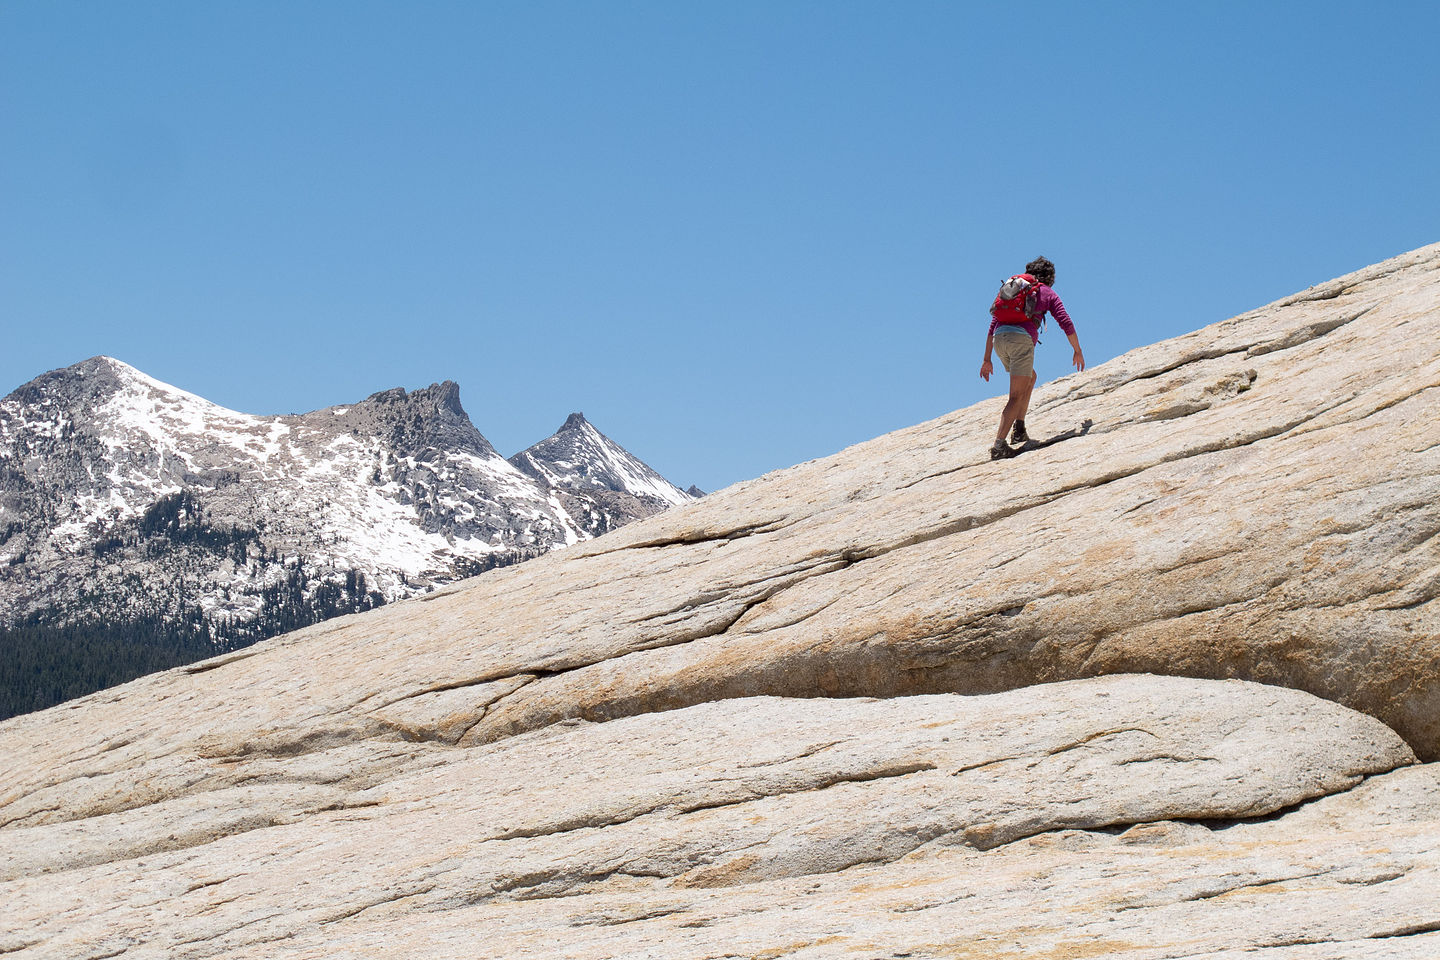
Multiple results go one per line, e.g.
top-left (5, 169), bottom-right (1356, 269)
top-left (511, 412), bottom-right (692, 508)
top-left (361, 380), bottom-right (465, 417)
top-left (4, 355), bottom-right (140, 412)
top-left (505, 410), bottom-right (694, 540)
top-left (363, 386), bottom-right (410, 404)
top-left (320, 379), bottom-right (497, 459)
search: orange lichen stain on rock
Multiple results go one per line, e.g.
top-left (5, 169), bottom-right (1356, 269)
top-left (962, 822), bottom-right (1001, 848)
top-left (1078, 541), bottom-right (1134, 567)
top-left (674, 853), bottom-right (762, 889)
top-left (927, 938), bottom-right (1144, 959)
top-left (750, 936), bottom-right (844, 959)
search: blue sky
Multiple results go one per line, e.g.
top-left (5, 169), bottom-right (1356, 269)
top-left (3, 1), bottom-right (1437, 493)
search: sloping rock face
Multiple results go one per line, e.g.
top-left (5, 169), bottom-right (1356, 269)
top-left (3, 243), bottom-right (1439, 957)
top-left (5, 678), bottom-right (1437, 958)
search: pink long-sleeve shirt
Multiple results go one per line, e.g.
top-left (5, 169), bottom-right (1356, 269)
top-left (988, 284), bottom-right (1076, 344)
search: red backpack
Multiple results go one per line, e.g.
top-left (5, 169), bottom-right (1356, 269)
top-left (990, 273), bottom-right (1045, 331)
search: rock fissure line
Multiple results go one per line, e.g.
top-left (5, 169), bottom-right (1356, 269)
top-left (168, 907), bottom-right (289, 947)
top-left (22, 803), bottom-right (357, 881)
top-left (1179, 869), bottom-right (1334, 903)
top-left (1361, 920), bottom-right (1440, 941)
top-left (951, 753), bottom-right (1029, 775)
top-left (364, 674), bottom-right (533, 714)
top-left (1077, 595), bottom-right (1264, 666)
top-left (1117, 752), bottom-right (1220, 766)
top-left (964, 759), bottom-right (1415, 858)
top-left (1195, 767), bottom-right (1407, 832)
top-left (1411, 438), bottom-right (1440, 456)
top-left (196, 721), bottom-right (398, 763)
top-left (733, 740), bottom-right (847, 769)
top-left (442, 675), bottom-right (541, 745)
top-left (1046, 727), bottom-right (1160, 754)
top-left (4, 735), bottom-right (419, 834)
top-left (1373, 591), bottom-right (1439, 613)
top-left (580, 905), bottom-right (691, 927)
top-left (1234, 571), bottom-right (1426, 617)
top-left (480, 865), bottom-right (672, 904)
top-left (429, 562), bottom-right (869, 742)
top-left (944, 730), bottom-right (1167, 778)
top-left (1288, 282), bottom-right (1354, 303)
top-left (488, 760), bottom-right (938, 844)
top-left (0, 801), bottom-right (65, 830)
top-left (29, 735), bottom-right (146, 777)
top-left (1245, 922), bottom-right (1440, 953)
top-left (733, 592), bottom-right (846, 635)
top-left (632, 555), bottom-right (852, 627)
top-left (1282, 380), bottom-right (1440, 443)
top-left (180, 648), bottom-right (266, 675)
top-left (1289, 255), bottom-right (1440, 304)
top-left (1041, 302), bottom-right (1378, 421)
top-left (1337, 869), bottom-right (1408, 886)
top-left (1042, 345), bottom-right (1255, 407)
top-left (182, 876), bottom-right (238, 895)
top-left (173, 931), bottom-right (307, 957)
top-left (605, 517), bottom-right (797, 555)
top-left (318, 884), bottom-right (439, 926)
top-left (1244, 307), bottom-right (1373, 357)
top-left (78, 948), bottom-right (125, 960)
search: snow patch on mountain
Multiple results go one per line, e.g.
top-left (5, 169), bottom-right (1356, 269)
top-left (0, 357), bottom-right (695, 639)
top-left (510, 412), bottom-right (691, 508)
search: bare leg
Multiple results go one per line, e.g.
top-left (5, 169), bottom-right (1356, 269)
top-left (996, 372), bottom-right (1029, 443)
top-left (1016, 371), bottom-right (1038, 422)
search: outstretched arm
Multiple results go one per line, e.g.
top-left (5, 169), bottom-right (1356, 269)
top-left (1044, 290), bottom-right (1083, 371)
top-left (980, 332), bottom-right (995, 381)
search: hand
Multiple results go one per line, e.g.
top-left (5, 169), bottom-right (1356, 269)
top-left (980, 359), bottom-right (993, 382)
top-left (1072, 349), bottom-right (1085, 372)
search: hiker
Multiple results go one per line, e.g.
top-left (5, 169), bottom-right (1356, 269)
top-left (980, 257), bottom-right (1085, 460)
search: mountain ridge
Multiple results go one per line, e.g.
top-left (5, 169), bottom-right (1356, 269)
top-left (0, 357), bottom-right (693, 716)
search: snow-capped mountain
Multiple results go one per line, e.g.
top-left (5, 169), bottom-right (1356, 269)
top-left (0, 357), bottom-right (695, 645)
top-left (509, 412), bottom-right (692, 539)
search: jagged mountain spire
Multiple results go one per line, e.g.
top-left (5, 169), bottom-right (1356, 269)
top-left (511, 412), bottom-right (692, 508)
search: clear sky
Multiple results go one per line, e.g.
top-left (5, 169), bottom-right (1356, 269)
top-left (3, 2), bottom-right (1437, 494)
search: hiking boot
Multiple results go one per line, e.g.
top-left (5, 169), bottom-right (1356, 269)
top-left (990, 439), bottom-right (1018, 461)
top-left (1010, 420), bottom-right (1029, 445)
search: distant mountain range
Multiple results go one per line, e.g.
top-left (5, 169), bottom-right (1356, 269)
top-left (0, 357), bottom-right (696, 716)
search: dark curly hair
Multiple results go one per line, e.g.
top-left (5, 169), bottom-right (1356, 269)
top-left (1025, 256), bottom-right (1056, 286)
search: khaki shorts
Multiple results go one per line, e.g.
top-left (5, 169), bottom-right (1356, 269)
top-left (993, 325), bottom-right (1035, 379)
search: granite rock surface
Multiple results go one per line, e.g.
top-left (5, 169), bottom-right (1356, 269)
top-left (3, 243), bottom-right (1440, 958)
top-left (2, 677), bottom-right (1434, 959)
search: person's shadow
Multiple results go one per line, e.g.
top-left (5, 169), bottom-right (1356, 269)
top-left (1020, 419), bottom-right (1093, 452)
